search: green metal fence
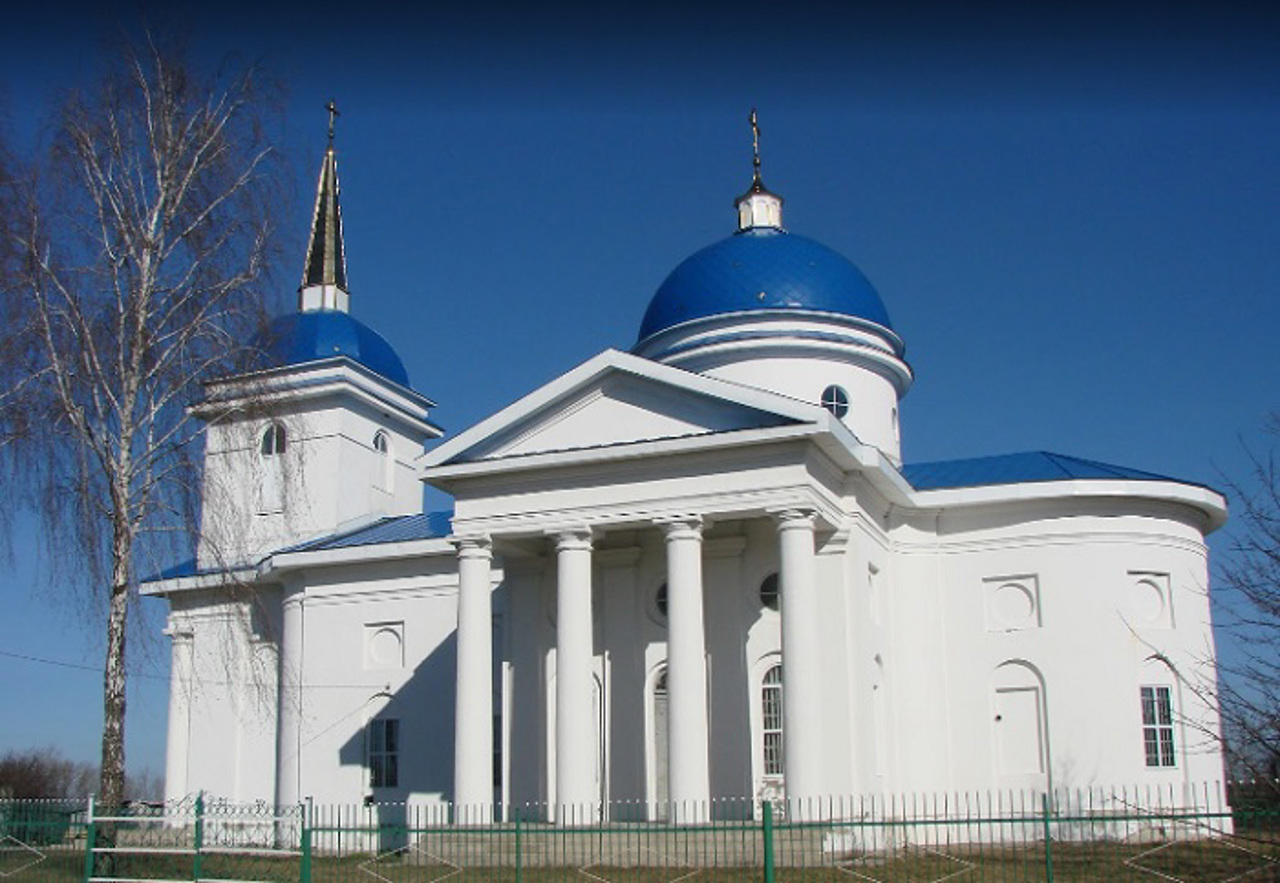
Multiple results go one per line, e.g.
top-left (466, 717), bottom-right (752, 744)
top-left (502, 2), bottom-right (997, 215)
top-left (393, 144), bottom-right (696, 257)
top-left (3, 782), bottom-right (1279, 882)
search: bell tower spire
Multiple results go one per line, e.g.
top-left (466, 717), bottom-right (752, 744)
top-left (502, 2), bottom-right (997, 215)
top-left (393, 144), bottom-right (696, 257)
top-left (299, 99), bottom-right (350, 312)
top-left (734, 108), bottom-right (784, 232)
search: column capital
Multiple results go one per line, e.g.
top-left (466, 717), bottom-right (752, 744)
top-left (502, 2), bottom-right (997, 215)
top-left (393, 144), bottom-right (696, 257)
top-left (769, 507), bottom-right (817, 530)
top-left (547, 526), bottom-right (595, 552)
top-left (450, 534), bottom-right (493, 559)
top-left (657, 515), bottom-right (703, 540)
top-left (163, 621), bottom-right (194, 641)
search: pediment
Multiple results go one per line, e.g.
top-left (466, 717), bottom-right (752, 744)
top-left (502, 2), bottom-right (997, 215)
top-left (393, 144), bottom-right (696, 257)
top-left (424, 349), bottom-right (820, 467)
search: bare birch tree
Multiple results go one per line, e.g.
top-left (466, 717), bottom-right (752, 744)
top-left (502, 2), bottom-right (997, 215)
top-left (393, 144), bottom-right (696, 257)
top-left (0, 36), bottom-right (282, 809)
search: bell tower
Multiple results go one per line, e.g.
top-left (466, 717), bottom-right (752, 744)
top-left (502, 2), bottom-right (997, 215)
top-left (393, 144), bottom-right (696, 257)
top-left (193, 104), bottom-right (442, 569)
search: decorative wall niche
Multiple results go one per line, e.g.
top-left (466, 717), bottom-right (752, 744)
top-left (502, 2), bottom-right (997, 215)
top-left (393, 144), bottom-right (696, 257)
top-left (991, 661), bottom-right (1047, 777)
top-left (984, 575), bottom-right (1042, 632)
top-left (1127, 572), bottom-right (1174, 629)
top-left (364, 621), bottom-right (405, 670)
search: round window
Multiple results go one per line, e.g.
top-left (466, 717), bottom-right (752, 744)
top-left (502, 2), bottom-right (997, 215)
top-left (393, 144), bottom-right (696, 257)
top-left (821, 385), bottom-right (849, 418)
top-left (655, 583), bottom-right (668, 620)
top-left (760, 573), bottom-right (780, 611)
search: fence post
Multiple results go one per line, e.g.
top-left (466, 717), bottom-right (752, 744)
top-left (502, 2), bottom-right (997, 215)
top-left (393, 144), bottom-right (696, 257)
top-left (82, 795), bottom-right (96, 883)
top-left (193, 792), bottom-right (204, 883)
top-left (300, 801), bottom-right (312, 883)
top-left (514, 805), bottom-right (522, 883)
top-left (1041, 792), bottom-right (1054, 882)
top-left (762, 801), bottom-right (775, 883)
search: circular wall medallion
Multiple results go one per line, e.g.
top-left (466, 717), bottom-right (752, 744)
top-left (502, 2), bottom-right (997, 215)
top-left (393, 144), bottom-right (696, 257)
top-left (991, 582), bottom-right (1036, 629)
top-left (369, 627), bottom-right (402, 668)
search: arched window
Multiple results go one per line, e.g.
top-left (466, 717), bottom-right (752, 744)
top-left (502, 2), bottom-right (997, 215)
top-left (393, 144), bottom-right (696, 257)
top-left (762, 664), bottom-right (784, 777)
top-left (372, 431), bottom-right (393, 495)
top-left (651, 667), bottom-right (669, 813)
top-left (260, 422), bottom-right (286, 456)
top-left (258, 422), bottom-right (286, 514)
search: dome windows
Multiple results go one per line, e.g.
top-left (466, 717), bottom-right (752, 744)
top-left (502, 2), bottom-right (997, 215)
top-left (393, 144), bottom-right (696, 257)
top-left (820, 385), bottom-right (849, 419)
top-left (373, 431), bottom-right (389, 454)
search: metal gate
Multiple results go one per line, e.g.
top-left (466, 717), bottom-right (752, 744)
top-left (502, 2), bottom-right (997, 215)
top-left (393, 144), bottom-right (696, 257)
top-left (83, 795), bottom-right (302, 883)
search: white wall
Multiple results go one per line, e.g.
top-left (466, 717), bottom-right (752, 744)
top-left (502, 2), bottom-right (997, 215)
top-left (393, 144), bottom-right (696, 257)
top-left (170, 459), bottom-right (1225, 810)
top-left (197, 393), bottom-right (424, 569)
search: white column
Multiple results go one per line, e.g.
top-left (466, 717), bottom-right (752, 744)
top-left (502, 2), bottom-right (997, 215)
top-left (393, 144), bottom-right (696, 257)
top-left (275, 588), bottom-right (305, 808)
top-left (163, 621), bottom-right (194, 803)
top-left (453, 536), bottom-right (494, 820)
top-left (662, 518), bottom-right (711, 823)
top-left (776, 509), bottom-right (823, 816)
top-left (553, 528), bottom-right (596, 822)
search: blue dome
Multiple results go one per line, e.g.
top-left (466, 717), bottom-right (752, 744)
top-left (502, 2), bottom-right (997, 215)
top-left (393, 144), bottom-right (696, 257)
top-left (260, 311), bottom-right (410, 387)
top-left (638, 228), bottom-right (893, 343)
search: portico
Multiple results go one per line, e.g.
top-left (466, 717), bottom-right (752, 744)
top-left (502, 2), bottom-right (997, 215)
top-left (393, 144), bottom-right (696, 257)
top-left (447, 499), bottom-right (830, 821)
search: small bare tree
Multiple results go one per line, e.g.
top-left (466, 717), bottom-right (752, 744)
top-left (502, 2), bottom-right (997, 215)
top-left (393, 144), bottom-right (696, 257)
top-left (0, 748), bottom-right (98, 800)
top-left (0, 35), bottom-right (282, 809)
top-left (1216, 414), bottom-right (1280, 791)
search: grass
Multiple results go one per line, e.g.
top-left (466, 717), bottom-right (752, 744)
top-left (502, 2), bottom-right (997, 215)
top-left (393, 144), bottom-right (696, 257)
top-left (3, 827), bottom-right (1279, 881)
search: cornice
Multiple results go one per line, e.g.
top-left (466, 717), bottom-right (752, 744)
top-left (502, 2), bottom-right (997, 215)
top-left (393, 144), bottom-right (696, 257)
top-left (890, 529), bottom-right (1208, 558)
top-left (449, 483), bottom-right (843, 540)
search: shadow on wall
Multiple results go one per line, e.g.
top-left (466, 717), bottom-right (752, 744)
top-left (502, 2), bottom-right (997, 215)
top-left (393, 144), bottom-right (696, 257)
top-left (335, 629), bottom-right (459, 843)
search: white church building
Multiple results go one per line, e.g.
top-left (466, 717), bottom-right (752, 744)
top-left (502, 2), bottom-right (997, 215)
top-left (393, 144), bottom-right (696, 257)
top-left (144, 118), bottom-right (1228, 819)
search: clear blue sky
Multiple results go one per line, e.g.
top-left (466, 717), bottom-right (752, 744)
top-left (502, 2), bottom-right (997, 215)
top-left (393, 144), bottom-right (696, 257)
top-left (1, 1), bottom-right (1278, 786)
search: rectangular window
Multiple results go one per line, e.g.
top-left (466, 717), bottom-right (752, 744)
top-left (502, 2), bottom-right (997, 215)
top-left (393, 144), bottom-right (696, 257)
top-left (493, 713), bottom-right (502, 788)
top-left (1140, 686), bottom-right (1175, 767)
top-left (369, 718), bottom-right (399, 788)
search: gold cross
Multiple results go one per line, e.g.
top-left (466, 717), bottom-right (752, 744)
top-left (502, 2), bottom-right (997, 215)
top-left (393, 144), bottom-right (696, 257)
top-left (327, 99), bottom-right (340, 143)
top-left (749, 107), bottom-right (761, 175)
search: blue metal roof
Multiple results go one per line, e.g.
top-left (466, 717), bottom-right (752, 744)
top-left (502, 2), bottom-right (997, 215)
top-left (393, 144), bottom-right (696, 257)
top-left (259, 311), bottom-right (410, 387)
top-left (637, 228), bottom-right (893, 343)
top-left (144, 558), bottom-right (201, 581)
top-left (284, 511), bottom-right (453, 553)
top-left (902, 451), bottom-right (1192, 491)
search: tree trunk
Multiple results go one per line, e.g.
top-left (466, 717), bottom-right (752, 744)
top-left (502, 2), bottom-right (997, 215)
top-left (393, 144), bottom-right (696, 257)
top-left (99, 519), bottom-right (131, 811)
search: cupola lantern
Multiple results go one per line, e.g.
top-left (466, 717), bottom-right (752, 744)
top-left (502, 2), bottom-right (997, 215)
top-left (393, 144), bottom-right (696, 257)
top-left (734, 108), bottom-right (784, 231)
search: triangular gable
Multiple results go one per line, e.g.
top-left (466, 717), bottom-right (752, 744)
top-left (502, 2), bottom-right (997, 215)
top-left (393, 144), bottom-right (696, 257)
top-left (423, 349), bottom-right (825, 466)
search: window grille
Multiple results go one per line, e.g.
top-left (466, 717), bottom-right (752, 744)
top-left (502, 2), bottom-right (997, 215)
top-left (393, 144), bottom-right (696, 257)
top-left (1140, 686), bottom-right (1175, 767)
top-left (762, 664), bottom-right (784, 777)
top-left (369, 718), bottom-right (399, 788)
